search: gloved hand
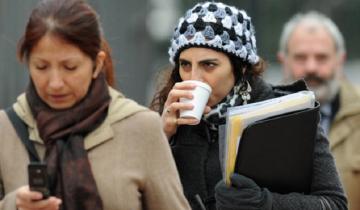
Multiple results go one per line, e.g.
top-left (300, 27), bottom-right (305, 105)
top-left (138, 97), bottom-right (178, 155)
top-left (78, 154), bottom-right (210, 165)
top-left (215, 173), bottom-right (272, 210)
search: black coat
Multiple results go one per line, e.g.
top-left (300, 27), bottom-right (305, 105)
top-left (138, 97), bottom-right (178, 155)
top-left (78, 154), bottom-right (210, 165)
top-left (171, 78), bottom-right (347, 210)
top-left (172, 121), bottom-right (220, 210)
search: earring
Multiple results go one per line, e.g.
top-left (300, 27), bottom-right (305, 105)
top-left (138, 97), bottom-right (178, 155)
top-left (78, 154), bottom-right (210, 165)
top-left (239, 69), bottom-right (251, 105)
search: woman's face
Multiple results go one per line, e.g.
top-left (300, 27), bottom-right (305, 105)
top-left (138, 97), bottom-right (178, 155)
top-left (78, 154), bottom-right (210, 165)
top-left (179, 47), bottom-right (235, 107)
top-left (28, 34), bottom-right (104, 109)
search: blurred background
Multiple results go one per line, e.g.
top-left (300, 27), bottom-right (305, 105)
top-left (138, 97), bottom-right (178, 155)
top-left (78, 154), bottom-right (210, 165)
top-left (1, 0), bottom-right (359, 108)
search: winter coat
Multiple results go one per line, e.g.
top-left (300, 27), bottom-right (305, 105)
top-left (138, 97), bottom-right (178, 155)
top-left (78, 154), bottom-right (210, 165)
top-left (171, 78), bottom-right (347, 210)
top-left (330, 79), bottom-right (360, 210)
top-left (0, 87), bottom-right (191, 210)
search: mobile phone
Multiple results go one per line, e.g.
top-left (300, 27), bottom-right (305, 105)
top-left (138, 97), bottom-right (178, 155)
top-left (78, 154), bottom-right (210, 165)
top-left (28, 162), bottom-right (50, 199)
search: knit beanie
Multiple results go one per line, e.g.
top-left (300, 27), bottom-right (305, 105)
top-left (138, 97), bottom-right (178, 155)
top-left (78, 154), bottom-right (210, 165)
top-left (168, 2), bottom-right (259, 65)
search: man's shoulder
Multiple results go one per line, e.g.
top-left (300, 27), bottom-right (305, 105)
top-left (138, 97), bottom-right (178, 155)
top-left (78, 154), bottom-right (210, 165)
top-left (339, 79), bottom-right (360, 100)
top-left (335, 79), bottom-right (360, 119)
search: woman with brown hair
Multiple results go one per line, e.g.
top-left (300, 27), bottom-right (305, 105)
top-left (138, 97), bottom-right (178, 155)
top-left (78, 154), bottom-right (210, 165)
top-left (150, 2), bottom-right (347, 210)
top-left (0, 0), bottom-right (190, 210)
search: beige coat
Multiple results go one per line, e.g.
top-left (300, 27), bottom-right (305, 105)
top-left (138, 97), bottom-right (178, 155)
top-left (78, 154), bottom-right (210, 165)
top-left (330, 80), bottom-right (360, 210)
top-left (0, 87), bottom-right (190, 210)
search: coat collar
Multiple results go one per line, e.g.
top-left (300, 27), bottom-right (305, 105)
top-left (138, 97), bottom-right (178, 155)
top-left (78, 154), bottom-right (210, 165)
top-left (333, 79), bottom-right (360, 122)
top-left (329, 79), bottom-right (360, 149)
top-left (13, 87), bottom-right (146, 150)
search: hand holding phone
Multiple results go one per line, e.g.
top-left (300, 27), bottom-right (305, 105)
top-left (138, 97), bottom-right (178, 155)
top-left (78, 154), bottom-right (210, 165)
top-left (28, 162), bottom-right (50, 199)
top-left (15, 186), bottom-right (62, 210)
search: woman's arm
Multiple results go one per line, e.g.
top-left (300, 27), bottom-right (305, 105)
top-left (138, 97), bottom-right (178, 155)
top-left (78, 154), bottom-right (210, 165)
top-left (141, 111), bottom-right (191, 210)
top-left (0, 191), bottom-right (18, 210)
top-left (0, 111), bottom-right (18, 210)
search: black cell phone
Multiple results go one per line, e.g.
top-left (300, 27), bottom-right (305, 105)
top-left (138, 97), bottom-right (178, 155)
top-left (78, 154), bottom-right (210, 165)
top-left (28, 162), bottom-right (50, 199)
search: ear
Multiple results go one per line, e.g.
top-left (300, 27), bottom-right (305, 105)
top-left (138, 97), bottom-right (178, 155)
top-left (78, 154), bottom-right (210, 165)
top-left (335, 52), bottom-right (346, 76)
top-left (92, 51), bottom-right (106, 79)
top-left (338, 52), bottom-right (346, 68)
top-left (277, 51), bottom-right (291, 80)
top-left (277, 52), bottom-right (285, 65)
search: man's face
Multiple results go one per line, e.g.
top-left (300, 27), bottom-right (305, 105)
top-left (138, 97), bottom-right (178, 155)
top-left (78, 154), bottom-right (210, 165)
top-left (279, 22), bottom-right (345, 103)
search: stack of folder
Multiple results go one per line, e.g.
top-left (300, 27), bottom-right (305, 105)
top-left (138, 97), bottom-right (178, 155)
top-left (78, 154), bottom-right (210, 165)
top-left (221, 91), bottom-right (319, 193)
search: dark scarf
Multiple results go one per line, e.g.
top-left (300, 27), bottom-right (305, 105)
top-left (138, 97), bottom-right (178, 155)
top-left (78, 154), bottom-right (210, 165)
top-left (203, 78), bottom-right (244, 130)
top-left (26, 73), bottom-right (110, 210)
top-left (203, 77), bottom-right (272, 130)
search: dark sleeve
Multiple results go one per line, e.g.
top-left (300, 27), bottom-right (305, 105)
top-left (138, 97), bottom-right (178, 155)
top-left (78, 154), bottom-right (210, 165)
top-left (271, 126), bottom-right (348, 210)
top-left (0, 180), bottom-right (3, 200)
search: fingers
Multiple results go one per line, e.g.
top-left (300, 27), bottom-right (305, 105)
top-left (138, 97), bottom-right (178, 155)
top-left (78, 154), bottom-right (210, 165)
top-left (165, 82), bottom-right (196, 105)
top-left (16, 186), bottom-right (40, 203)
top-left (16, 186), bottom-right (62, 210)
top-left (177, 117), bottom-right (199, 125)
top-left (162, 82), bottom-right (198, 138)
top-left (165, 102), bottom-right (194, 115)
top-left (230, 173), bottom-right (257, 189)
top-left (230, 173), bottom-right (246, 188)
top-left (163, 83), bottom-right (195, 118)
top-left (166, 89), bottom-right (193, 107)
top-left (162, 81), bottom-right (210, 137)
top-left (18, 197), bottom-right (62, 210)
top-left (173, 81), bottom-right (197, 91)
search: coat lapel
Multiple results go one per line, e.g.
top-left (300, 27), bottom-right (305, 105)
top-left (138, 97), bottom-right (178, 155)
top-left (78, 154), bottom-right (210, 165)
top-left (329, 80), bottom-right (360, 150)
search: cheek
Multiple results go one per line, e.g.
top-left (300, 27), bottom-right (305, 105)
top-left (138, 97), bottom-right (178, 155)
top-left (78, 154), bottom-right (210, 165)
top-left (73, 76), bottom-right (92, 99)
top-left (287, 64), bottom-right (305, 77)
top-left (207, 74), bottom-right (235, 105)
top-left (179, 70), bottom-right (190, 81)
top-left (29, 71), bottom-right (47, 94)
top-left (322, 62), bottom-right (338, 76)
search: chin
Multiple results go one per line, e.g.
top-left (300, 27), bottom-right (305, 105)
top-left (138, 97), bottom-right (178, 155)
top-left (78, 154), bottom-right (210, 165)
top-left (310, 79), bottom-right (339, 104)
top-left (47, 102), bottom-right (74, 110)
top-left (207, 98), bottom-right (217, 107)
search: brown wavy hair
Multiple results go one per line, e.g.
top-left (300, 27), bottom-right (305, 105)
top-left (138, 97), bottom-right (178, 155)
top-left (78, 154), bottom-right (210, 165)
top-left (149, 51), bottom-right (267, 113)
top-left (17, 0), bottom-right (116, 87)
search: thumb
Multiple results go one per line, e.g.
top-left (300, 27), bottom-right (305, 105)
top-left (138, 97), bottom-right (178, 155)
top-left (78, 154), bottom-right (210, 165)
top-left (230, 173), bottom-right (258, 189)
top-left (204, 106), bottom-right (211, 114)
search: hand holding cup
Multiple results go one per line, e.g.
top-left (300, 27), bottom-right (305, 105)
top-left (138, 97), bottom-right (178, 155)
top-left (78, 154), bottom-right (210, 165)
top-left (179, 80), bottom-right (212, 121)
top-left (162, 80), bottom-right (212, 139)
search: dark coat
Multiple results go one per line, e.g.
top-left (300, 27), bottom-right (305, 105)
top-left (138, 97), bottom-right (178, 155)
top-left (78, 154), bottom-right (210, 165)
top-left (171, 78), bottom-right (347, 210)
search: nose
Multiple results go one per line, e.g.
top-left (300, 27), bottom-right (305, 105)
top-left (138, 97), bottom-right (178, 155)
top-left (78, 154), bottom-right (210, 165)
top-left (304, 57), bottom-right (318, 74)
top-left (48, 70), bottom-right (64, 90)
top-left (190, 66), bottom-right (203, 81)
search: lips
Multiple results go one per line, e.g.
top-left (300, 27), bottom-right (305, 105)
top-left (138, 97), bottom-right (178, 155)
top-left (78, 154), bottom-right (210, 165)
top-left (49, 94), bottom-right (68, 102)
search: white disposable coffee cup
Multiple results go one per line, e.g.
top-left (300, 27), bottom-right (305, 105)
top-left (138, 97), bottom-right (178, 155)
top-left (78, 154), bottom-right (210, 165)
top-left (179, 80), bottom-right (212, 121)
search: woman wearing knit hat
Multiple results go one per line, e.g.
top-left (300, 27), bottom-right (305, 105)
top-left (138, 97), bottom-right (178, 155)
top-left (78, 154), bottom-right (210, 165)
top-left (0, 0), bottom-right (190, 210)
top-left (150, 2), bottom-right (347, 210)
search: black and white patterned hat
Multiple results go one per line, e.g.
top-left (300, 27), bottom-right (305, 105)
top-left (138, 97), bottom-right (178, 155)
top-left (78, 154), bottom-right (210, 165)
top-left (168, 2), bottom-right (259, 65)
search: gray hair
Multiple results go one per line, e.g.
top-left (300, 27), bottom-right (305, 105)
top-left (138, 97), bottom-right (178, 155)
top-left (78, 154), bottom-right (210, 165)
top-left (279, 11), bottom-right (345, 55)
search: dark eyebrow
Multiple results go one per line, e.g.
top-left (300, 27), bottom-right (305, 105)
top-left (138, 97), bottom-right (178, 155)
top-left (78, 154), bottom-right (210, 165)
top-left (199, 58), bottom-right (218, 63)
top-left (179, 58), bottom-right (219, 64)
top-left (179, 58), bottom-right (190, 63)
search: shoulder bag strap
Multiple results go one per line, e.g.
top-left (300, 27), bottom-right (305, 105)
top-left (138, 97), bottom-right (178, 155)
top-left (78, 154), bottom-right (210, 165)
top-left (5, 107), bottom-right (40, 162)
